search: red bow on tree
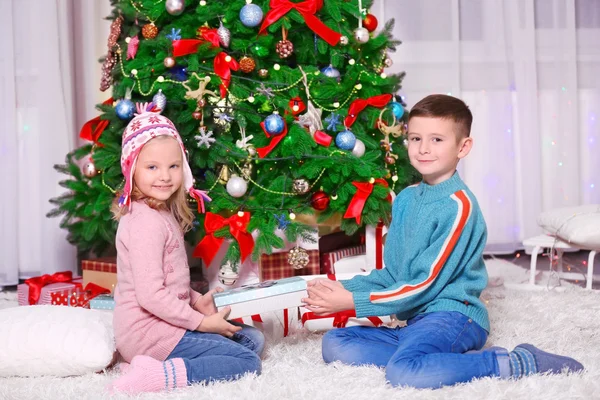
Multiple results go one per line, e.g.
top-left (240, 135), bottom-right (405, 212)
top-left (79, 97), bottom-right (114, 143)
top-left (344, 94), bottom-right (393, 128)
top-left (343, 179), bottom-right (388, 225)
top-left (193, 212), bottom-right (255, 267)
top-left (213, 52), bottom-right (239, 98)
top-left (259, 0), bottom-right (342, 46)
top-left (256, 119), bottom-right (289, 158)
top-left (172, 28), bottom-right (220, 57)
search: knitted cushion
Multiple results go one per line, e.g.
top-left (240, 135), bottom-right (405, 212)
top-left (0, 305), bottom-right (115, 377)
top-left (537, 205), bottom-right (600, 250)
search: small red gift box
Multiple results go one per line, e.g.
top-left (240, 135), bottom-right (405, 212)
top-left (259, 249), bottom-right (320, 281)
top-left (17, 273), bottom-right (83, 306)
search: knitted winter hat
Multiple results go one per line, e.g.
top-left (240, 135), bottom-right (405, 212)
top-left (119, 102), bottom-right (210, 212)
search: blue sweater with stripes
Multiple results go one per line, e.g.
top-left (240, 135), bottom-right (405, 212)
top-left (341, 172), bottom-right (490, 332)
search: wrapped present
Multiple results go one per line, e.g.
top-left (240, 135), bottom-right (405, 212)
top-left (259, 228), bottom-right (319, 281)
top-left (82, 258), bottom-right (117, 293)
top-left (89, 294), bottom-right (115, 310)
top-left (213, 277), bottom-right (307, 319)
top-left (298, 272), bottom-right (391, 331)
top-left (260, 249), bottom-right (320, 281)
top-left (17, 272), bottom-right (110, 308)
top-left (321, 245), bottom-right (366, 274)
top-left (231, 308), bottom-right (300, 340)
top-left (365, 222), bottom-right (387, 271)
top-left (18, 272), bottom-right (83, 306)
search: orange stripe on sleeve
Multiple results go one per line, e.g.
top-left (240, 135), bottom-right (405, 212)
top-left (369, 190), bottom-right (472, 303)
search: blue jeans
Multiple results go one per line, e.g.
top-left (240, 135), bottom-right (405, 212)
top-left (323, 311), bottom-right (508, 389)
top-left (167, 321), bottom-right (264, 384)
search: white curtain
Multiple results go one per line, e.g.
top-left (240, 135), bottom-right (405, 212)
top-left (377, 0), bottom-right (600, 253)
top-left (0, 0), bottom-right (110, 288)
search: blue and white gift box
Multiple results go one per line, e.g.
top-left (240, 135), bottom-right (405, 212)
top-left (213, 277), bottom-right (307, 319)
top-left (89, 294), bottom-right (115, 310)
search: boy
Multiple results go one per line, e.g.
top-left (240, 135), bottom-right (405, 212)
top-left (303, 94), bottom-right (583, 389)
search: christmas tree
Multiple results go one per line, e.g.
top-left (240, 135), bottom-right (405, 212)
top-left (49, 0), bottom-right (417, 275)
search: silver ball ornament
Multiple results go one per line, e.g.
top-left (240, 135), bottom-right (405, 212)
top-left (226, 175), bottom-right (248, 198)
top-left (152, 89), bottom-right (167, 113)
top-left (384, 58), bottom-right (394, 67)
top-left (353, 27), bottom-right (370, 44)
top-left (83, 162), bottom-right (98, 178)
top-left (321, 65), bottom-right (341, 81)
top-left (351, 139), bottom-right (365, 157)
top-left (240, 4), bottom-right (263, 27)
top-left (217, 21), bottom-right (231, 48)
top-left (165, 0), bottom-right (185, 15)
top-left (339, 35), bottom-right (349, 46)
top-left (292, 179), bottom-right (310, 194)
top-left (335, 130), bottom-right (357, 151)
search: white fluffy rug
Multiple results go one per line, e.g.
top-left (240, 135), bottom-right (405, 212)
top-left (1, 259), bottom-right (599, 400)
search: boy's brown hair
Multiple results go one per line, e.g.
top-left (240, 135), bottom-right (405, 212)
top-left (408, 94), bottom-right (473, 138)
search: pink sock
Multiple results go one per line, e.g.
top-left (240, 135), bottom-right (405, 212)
top-left (107, 355), bottom-right (187, 394)
top-left (117, 362), bottom-right (130, 373)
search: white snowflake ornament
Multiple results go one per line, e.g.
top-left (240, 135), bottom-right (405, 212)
top-left (195, 126), bottom-right (216, 149)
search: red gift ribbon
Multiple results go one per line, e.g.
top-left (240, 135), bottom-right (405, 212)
top-left (24, 271), bottom-right (77, 305)
top-left (375, 221), bottom-right (384, 270)
top-left (79, 98), bottom-right (114, 142)
top-left (344, 94), bottom-right (393, 128)
top-left (214, 52), bottom-right (239, 98)
top-left (258, 0), bottom-right (342, 46)
top-left (172, 28), bottom-right (220, 57)
top-left (256, 119), bottom-right (288, 158)
top-left (193, 212), bottom-right (255, 267)
top-left (313, 130), bottom-right (332, 146)
top-left (343, 179), bottom-right (388, 225)
top-left (301, 309), bottom-right (383, 328)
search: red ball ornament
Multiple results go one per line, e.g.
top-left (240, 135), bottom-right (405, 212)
top-left (311, 191), bottom-right (330, 211)
top-left (363, 14), bottom-right (378, 32)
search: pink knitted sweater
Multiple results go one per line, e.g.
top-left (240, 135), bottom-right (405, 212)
top-left (113, 200), bottom-right (205, 362)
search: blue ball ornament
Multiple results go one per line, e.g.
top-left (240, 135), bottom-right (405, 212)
top-left (115, 99), bottom-right (135, 120)
top-left (390, 101), bottom-right (405, 119)
top-left (264, 113), bottom-right (285, 135)
top-left (335, 130), bottom-right (357, 151)
top-left (321, 65), bottom-right (341, 81)
top-left (170, 65), bottom-right (188, 81)
top-left (240, 4), bottom-right (263, 27)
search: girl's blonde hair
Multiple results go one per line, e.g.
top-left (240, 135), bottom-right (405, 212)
top-left (112, 184), bottom-right (195, 233)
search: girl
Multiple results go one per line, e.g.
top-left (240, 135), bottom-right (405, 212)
top-left (108, 103), bottom-right (264, 394)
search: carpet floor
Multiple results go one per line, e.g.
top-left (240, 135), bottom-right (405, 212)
top-left (0, 259), bottom-right (598, 400)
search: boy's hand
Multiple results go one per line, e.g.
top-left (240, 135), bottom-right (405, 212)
top-left (307, 278), bottom-right (344, 289)
top-left (196, 306), bottom-right (242, 337)
top-left (302, 280), bottom-right (354, 315)
top-left (192, 287), bottom-right (223, 316)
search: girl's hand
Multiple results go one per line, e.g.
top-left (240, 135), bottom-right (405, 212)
top-left (193, 288), bottom-right (223, 316)
top-left (196, 307), bottom-right (242, 337)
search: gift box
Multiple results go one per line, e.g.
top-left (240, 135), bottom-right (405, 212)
top-left (298, 272), bottom-right (391, 331)
top-left (89, 294), bottom-right (115, 311)
top-left (259, 249), bottom-right (320, 281)
top-left (213, 277), bottom-right (308, 319)
top-left (320, 245), bottom-right (366, 274)
top-left (82, 258), bottom-right (117, 294)
top-left (231, 308), bottom-right (300, 340)
top-left (18, 273), bottom-right (83, 306)
top-left (365, 222), bottom-right (387, 271)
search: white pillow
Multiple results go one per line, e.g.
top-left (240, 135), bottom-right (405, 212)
top-left (0, 305), bottom-right (115, 377)
top-left (537, 204), bottom-right (600, 250)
